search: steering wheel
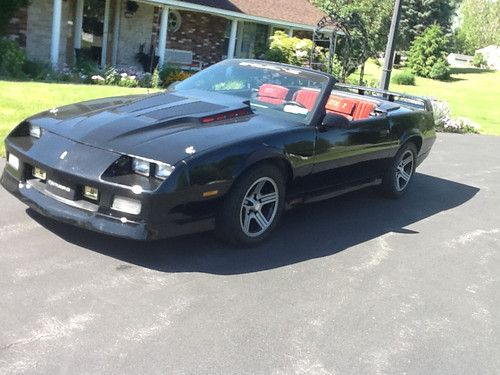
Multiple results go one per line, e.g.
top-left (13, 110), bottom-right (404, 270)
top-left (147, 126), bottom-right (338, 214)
top-left (283, 100), bottom-right (307, 109)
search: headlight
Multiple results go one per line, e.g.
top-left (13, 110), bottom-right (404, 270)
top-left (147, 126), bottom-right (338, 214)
top-left (155, 162), bottom-right (175, 180)
top-left (131, 158), bottom-right (150, 177)
top-left (131, 157), bottom-right (174, 180)
top-left (29, 124), bottom-right (42, 138)
top-left (112, 196), bottom-right (142, 215)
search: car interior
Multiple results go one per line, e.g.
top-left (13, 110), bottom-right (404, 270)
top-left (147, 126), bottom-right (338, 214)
top-left (255, 83), bottom-right (379, 122)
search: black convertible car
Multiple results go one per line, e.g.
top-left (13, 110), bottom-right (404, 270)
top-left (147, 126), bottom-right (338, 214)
top-left (1, 59), bottom-right (435, 245)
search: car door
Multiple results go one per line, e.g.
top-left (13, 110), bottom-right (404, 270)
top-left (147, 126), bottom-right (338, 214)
top-left (311, 115), bottom-right (395, 189)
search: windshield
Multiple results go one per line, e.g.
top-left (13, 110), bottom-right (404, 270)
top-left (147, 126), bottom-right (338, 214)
top-left (174, 60), bottom-right (330, 123)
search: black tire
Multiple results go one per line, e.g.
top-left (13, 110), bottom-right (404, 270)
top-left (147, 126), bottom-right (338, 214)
top-left (380, 142), bottom-right (418, 199)
top-left (216, 163), bottom-right (286, 246)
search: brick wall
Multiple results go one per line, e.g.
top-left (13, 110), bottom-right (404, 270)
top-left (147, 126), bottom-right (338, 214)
top-left (152, 9), bottom-right (230, 66)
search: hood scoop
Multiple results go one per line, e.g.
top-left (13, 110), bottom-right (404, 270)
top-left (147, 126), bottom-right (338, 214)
top-left (144, 101), bottom-right (227, 121)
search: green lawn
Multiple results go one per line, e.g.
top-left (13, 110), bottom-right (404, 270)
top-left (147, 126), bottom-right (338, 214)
top-left (1, 68), bottom-right (499, 157)
top-left (356, 62), bottom-right (500, 135)
top-left (0, 81), bottom-right (158, 157)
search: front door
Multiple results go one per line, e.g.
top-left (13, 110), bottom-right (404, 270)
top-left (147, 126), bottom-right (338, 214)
top-left (311, 116), bottom-right (394, 189)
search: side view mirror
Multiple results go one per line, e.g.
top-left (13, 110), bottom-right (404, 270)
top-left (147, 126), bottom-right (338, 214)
top-left (321, 113), bottom-right (350, 129)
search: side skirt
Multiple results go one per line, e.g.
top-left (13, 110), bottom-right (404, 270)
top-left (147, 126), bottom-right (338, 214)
top-left (285, 178), bottom-right (382, 209)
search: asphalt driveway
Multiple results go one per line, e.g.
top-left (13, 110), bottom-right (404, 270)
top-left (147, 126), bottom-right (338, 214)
top-left (0, 133), bottom-right (499, 374)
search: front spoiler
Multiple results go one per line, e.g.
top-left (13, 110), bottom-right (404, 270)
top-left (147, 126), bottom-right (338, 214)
top-left (1, 169), bottom-right (152, 240)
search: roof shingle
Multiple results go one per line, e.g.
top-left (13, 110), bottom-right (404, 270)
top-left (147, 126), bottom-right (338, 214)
top-left (179, 0), bottom-right (326, 27)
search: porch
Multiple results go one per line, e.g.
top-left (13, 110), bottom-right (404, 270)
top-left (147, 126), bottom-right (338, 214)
top-left (32, 0), bottom-right (324, 71)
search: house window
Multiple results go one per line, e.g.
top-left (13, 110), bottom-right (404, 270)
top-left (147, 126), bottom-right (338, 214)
top-left (235, 22), bottom-right (269, 59)
top-left (76, 0), bottom-right (105, 63)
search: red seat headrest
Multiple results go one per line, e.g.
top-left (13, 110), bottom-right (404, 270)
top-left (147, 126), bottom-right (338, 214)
top-left (257, 84), bottom-right (289, 105)
top-left (293, 89), bottom-right (320, 111)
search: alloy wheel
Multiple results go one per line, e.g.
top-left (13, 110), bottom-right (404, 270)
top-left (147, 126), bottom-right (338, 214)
top-left (239, 177), bottom-right (279, 237)
top-left (395, 149), bottom-right (414, 191)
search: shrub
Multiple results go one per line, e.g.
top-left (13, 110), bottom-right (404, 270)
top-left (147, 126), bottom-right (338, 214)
top-left (162, 70), bottom-right (193, 87)
top-left (428, 60), bottom-right (450, 80)
top-left (22, 59), bottom-right (51, 80)
top-left (0, 38), bottom-right (27, 78)
top-left (431, 100), bottom-right (480, 133)
top-left (391, 70), bottom-right (416, 85)
top-left (265, 31), bottom-right (316, 67)
top-left (151, 68), bottom-right (160, 88)
top-left (407, 25), bottom-right (450, 79)
top-left (472, 53), bottom-right (487, 68)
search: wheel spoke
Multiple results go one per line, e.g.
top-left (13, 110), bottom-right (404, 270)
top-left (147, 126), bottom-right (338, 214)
top-left (242, 212), bottom-right (252, 233)
top-left (254, 211), bottom-right (269, 230)
top-left (259, 192), bottom-right (278, 205)
top-left (252, 180), bottom-right (266, 195)
top-left (400, 155), bottom-right (413, 167)
top-left (400, 169), bottom-right (411, 182)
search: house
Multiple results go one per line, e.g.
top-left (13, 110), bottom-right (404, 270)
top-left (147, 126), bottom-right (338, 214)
top-left (475, 45), bottom-right (500, 70)
top-left (6, 0), bottom-right (327, 71)
top-left (447, 53), bottom-right (473, 68)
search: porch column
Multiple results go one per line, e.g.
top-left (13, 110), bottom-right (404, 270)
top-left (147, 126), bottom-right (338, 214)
top-left (227, 19), bottom-right (238, 59)
top-left (157, 6), bottom-right (170, 67)
top-left (50, 0), bottom-right (62, 69)
top-left (100, 0), bottom-right (111, 67)
top-left (73, 0), bottom-right (84, 50)
top-left (111, 0), bottom-right (122, 66)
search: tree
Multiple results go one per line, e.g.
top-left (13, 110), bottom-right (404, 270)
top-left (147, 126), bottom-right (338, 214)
top-left (313, 0), bottom-right (393, 54)
top-left (407, 24), bottom-right (450, 79)
top-left (453, 0), bottom-right (500, 53)
top-left (398, 0), bottom-right (459, 50)
top-left (0, 0), bottom-right (29, 36)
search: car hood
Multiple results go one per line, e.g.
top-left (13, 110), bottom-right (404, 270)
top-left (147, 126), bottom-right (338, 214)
top-left (28, 90), bottom-right (294, 164)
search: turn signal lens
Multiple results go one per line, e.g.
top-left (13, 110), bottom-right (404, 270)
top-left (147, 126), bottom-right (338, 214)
top-left (29, 124), bottom-right (42, 138)
top-left (131, 158), bottom-right (150, 177)
top-left (112, 196), bottom-right (141, 215)
top-left (155, 162), bottom-right (174, 180)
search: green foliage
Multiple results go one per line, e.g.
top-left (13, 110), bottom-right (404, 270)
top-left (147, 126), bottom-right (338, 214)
top-left (455, 0), bottom-right (500, 52)
top-left (399, 0), bottom-right (459, 51)
top-left (151, 68), bottom-right (160, 89)
top-left (472, 53), bottom-right (487, 68)
top-left (407, 25), bottom-right (450, 80)
top-left (428, 60), bottom-right (450, 80)
top-left (22, 59), bottom-right (51, 80)
top-left (391, 70), bottom-right (416, 85)
top-left (313, 0), bottom-right (393, 54)
top-left (265, 31), bottom-right (314, 66)
top-left (0, 38), bottom-right (27, 78)
top-left (0, 0), bottom-right (29, 35)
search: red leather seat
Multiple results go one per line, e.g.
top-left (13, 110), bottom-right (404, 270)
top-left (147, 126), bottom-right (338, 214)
top-left (352, 101), bottom-right (375, 120)
top-left (257, 84), bottom-right (289, 105)
top-left (325, 95), bottom-right (376, 121)
top-left (292, 89), bottom-right (320, 111)
top-left (325, 95), bottom-right (356, 120)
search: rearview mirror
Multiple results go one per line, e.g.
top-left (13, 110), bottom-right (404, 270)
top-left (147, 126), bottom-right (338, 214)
top-left (321, 113), bottom-right (350, 129)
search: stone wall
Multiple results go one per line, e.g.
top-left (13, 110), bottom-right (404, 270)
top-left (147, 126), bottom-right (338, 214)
top-left (25, 0), bottom-right (73, 66)
top-left (116, 1), bottom-right (155, 69)
top-left (5, 7), bottom-right (28, 47)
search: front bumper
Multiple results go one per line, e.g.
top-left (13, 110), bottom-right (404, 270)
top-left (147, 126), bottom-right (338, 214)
top-left (1, 132), bottom-right (217, 240)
